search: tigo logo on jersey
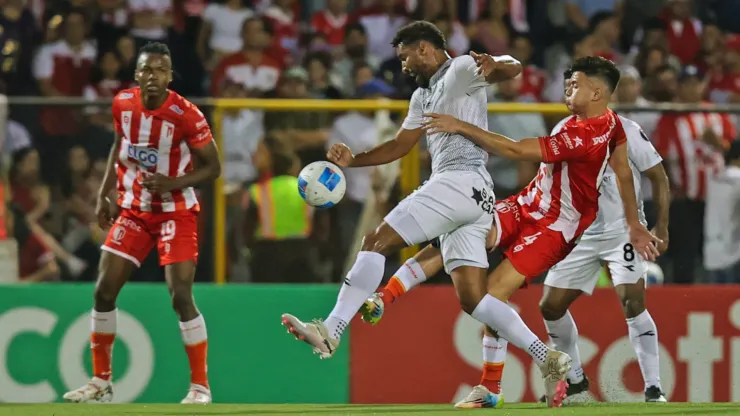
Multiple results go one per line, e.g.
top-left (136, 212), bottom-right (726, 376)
top-left (128, 145), bottom-right (159, 169)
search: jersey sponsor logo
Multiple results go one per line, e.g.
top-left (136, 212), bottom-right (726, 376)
top-left (128, 145), bottom-right (159, 169)
top-left (562, 132), bottom-right (575, 149)
top-left (118, 93), bottom-right (134, 100)
top-left (169, 104), bottom-right (184, 115)
top-left (592, 115), bottom-right (617, 145)
top-left (115, 216), bottom-right (143, 233)
top-left (549, 137), bottom-right (561, 155)
top-left (195, 119), bottom-right (208, 129)
top-left (471, 187), bottom-right (495, 214)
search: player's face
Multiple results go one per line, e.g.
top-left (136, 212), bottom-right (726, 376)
top-left (135, 53), bottom-right (172, 97)
top-left (564, 72), bottom-right (600, 113)
top-left (397, 43), bottom-right (432, 88)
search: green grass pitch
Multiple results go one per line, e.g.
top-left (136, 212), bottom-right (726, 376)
top-left (2, 403), bottom-right (739, 416)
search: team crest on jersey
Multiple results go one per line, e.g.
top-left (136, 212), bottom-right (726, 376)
top-left (128, 144), bottom-right (159, 169)
top-left (169, 104), bottom-right (184, 115)
top-left (118, 93), bottom-right (134, 100)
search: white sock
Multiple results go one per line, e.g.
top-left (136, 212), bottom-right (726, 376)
top-left (91, 308), bottom-right (117, 334)
top-left (627, 310), bottom-right (661, 390)
top-left (180, 314), bottom-right (208, 346)
top-left (325, 251), bottom-right (385, 339)
top-left (471, 295), bottom-right (549, 365)
top-left (482, 335), bottom-right (508, 365)
top-left (544, 311), bottom-right (584, 383)
top-left (392, 258), bottom-right (427, 292)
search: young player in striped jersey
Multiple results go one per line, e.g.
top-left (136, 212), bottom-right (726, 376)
top-left (360, 57), bottom-right (663, 408)
top-left (63, 43), bottom-right (221, 404)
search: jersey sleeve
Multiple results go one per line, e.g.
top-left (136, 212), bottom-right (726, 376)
top-left (538, 126), bottom-right (587, 163)
top-left (451, 54), bottom-right (488, 92)
top-left (183, 105), bottom-right (214, 149)
top-left (623, 120), bottom-right (663, 172)
top-left (401, 89), bottom-right (424, 130)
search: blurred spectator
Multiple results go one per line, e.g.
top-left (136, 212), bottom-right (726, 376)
top-left (221, 79), bottom-right (264, 195)
top-left (356, 0), bottom-right (408, 61)
top-left (304, 51), bottom-right (342, 99)
top-left (197, 0), bottom-right (254, 71)
top-left (7, 203), bottom-right (59, 282)
top-left (615, 65), bottom-right (659, 136)
top-left (565, 0), bottom-right (622, 31)
top-left (704, 140), bottom-right (740, 284)
top-left (654, 65), bottom-right (735, 283)
top-left (431, 13), bottom-right (472, 57)
top-left (509, 34), bottom-right (546, 102)
top-left (9, 147), bottom-right (87, 278)
top-left (487, 74), bottom-right (547, 198)
top-left (328, 78), bottom-right (394, 256)
top-left (95, 0), bottom-right (130, 54)
top-left (244, 136), bottom-right (320, 283)
top-left (470, 0), bottom-right (512, 57)
top-left (353, 62), bottom-right (375, 93)
top-left (635, 46), bottom-right (675, 79)
top-left (545, 32), bottom-right (594, 103)
top-left (264, 67), bottom-right (332, 166)
top-left (0, 0), bottom-right (38, 95)
top-left (588, 11), bottom-right (622, 63)
top-left (645, 64), bottom-right (679, 102)
top-left (33, 8), bottom-right (95, 138)
top-left (1, 120), bottom-right (32, 166)
top-left (707, 34), bottom-right (740, 104)
top-left (128, 0), bottom-right (173, 47)
top-left (210, 16), bottom-right (282, 97)
top-left (661, 0), bottom-right (702, 65)
top-left (263, 0), bottom-right (299, 64)
top-left (693, 19), bottom-right (724, 75)
top-left (625, 16), bottom-right (682, 70)
top-left (116, 35), bottom-right (137, 83)
top-left (311, 0), bottom-right (349, 47)
top-left (331, 23), bottom-right (381, 96)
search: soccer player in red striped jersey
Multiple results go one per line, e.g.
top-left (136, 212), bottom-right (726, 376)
top-left (63, 42), bottom-right (221, 404)
top-left (360, 57), bottom-right (661, 408)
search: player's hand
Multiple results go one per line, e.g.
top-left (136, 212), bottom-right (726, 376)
top-left (651, 226), bottom-right (669, 254)
top-left (422, 113), bottom-right (464, 135)
top-left (628, 223), bottom-right (662, 262)
top-left (470, 51), bottom-right (498, 78)
top-left (326, 143), bottom-right (354, 168)
top-left (95, 196), bottom-right (114, 229)
top-left (142, 173), bottom-right (177, 193)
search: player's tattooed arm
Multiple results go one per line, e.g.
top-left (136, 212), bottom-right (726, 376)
top-left (644, 163), bottom-right (671, 253)
top-left (422, 113), bottom-right (542, 161)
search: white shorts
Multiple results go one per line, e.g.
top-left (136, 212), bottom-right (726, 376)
top-left (544, 232), bottom-right (647, 295)
top-left (384, 171), bottom-right (494, 274)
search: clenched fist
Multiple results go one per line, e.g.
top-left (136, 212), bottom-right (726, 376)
top-left (326, 143), bottom-right (354, 168)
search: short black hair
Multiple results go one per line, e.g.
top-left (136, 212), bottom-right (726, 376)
top-left (565, 56), bottom-right (621, 92)
top-left (139, 42), bottom-right (170, 57)
top-left (345, 23), bottom-right (366, 37)
top-left (391, 21), bottom-right (446, 50)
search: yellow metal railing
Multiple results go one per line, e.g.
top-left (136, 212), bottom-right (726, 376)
top-left (210, 99), bottom-right (570, 284)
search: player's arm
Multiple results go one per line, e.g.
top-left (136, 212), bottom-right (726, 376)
top-left (97, 133), bottom-right (122, 201)
top-left (475, 53), bottom-right (523, 84)
top-left (172, 141), bottom-right (221, 189)
top-left (644, 163), bottom-right (670, 251)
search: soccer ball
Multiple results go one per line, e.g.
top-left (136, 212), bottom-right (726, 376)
top-left (645, 261), bottom-right (664, 286)
top-left (297, 161), bottom-right (346, 208)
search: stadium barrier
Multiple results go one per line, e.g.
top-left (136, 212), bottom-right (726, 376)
top-left (2, 283), bottom-right (739, 404)
top-left (6, 97), bottom-right (740, 284)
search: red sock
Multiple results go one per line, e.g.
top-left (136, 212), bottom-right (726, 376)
top-left (481, 362), bottom-right (504, 394)
top-left (91, 333), bottom-right (115, 381)
top-left (185, 341), bottom-right (209, 388)
top-left (380, 276), bottom-right (406, 304)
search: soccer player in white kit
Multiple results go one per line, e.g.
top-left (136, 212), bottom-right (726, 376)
top-left (538, 113), bottom-right (670, 403)
top-left (281, 21), bottom-right (574, 406)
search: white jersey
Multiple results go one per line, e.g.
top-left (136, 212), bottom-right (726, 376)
top-left (704, 166), bottom-right (740, 270)
top-left (402, 55), bottom-right (506, 184)
top-left (550, 114), bottom-right (662, 238)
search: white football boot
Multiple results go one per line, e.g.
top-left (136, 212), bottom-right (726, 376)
top-left (62, 377), bottom-right (113, 403)
top-left (281, 314), bottom-right (339, 359)
top-left (454, 385), bottom-right (504, 408)
top-left (539, 350), bottom-right (572, 408)
top-left (181, 384), bottom-right (212, 404)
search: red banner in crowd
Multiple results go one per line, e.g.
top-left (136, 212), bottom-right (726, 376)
top-left (350, 285), bottom-right (740, 403)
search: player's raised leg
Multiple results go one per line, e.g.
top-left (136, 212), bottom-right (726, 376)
top-left (160, 213), bottom-right (212, 404)
top-left (359, 243), bottom-right (441, 325)
top-left (614, 278), bottom-right (666, 402)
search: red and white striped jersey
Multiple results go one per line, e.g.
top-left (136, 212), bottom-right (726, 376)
top-left (654, 112), bottom-right (734, 200)
top-left (112, 87), bottom-right (213, 213)
top-left (517, 109), bottom-right (626, 242)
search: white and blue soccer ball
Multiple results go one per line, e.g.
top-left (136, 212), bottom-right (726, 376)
top-left (645, 261), bottom-right (664, 286)
top-left (297, 161), bottom-right (346, 208)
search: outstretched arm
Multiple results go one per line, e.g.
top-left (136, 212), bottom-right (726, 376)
top-left (346, 128), bottom-right (424, 168)
top-left (472, 52), bottom-right (523, 84)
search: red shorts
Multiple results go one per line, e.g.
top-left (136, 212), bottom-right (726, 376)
top-left (102, 209), bottom-right (199, 267)
top-left (493, 196), bottom-right (576, 280)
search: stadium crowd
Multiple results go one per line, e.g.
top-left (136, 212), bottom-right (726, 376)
top-left (1, 0), bottom-right (739, 285)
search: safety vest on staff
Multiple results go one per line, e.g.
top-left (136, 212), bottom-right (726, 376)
top-left (249, 175), bottom-right (313, 240)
